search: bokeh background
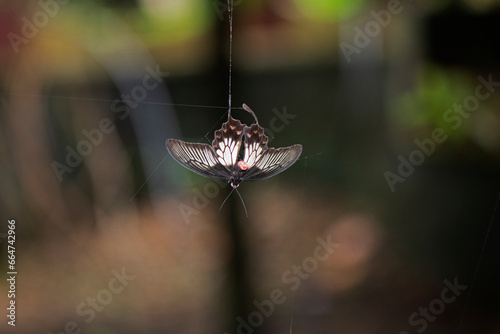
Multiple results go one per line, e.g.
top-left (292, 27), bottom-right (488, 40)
top-left (1, 0), bottom-right (500, 333)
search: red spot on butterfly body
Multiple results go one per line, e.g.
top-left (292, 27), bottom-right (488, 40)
top-left (238, 161), bottom-right (248, 171)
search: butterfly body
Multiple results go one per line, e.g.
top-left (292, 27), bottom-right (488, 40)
top-left (166, 104), bottom-right (302, 189)
top-left (228, 162), bottom-right (245, 188)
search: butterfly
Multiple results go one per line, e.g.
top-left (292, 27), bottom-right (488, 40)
top-left (166, 104), bottom-right (302, 189)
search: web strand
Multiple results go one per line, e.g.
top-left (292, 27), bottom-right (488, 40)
top-left (227, 0), bottom-right (233, 117)
top-left (1, 93), bottom-right (243, 110)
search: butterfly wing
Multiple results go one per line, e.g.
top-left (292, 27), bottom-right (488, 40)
top-left (241, 122), bottom-right (302, 180)
top-left (242, 123), bottom-right (268, 168)
top-left (212, 116), bottom-right (246, 168)
top-left (243, 145), bottom-right (303, 181)
top-left (166, 116), bottom-right (246, 180)
top-left (166, 139), bottom-right (229, 179)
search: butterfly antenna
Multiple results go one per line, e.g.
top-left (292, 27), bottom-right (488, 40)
top-left (219, 187), bottom-right (235, 213)
top-left (227, 0), bottom-right (233, 118)
top-left (242, 103), bottom-right (259, 124)
top-left (234, 188), bottom-right (249, 218)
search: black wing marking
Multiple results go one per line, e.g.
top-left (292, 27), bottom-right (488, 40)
top-left (212, 116), bottom-right (246, 168)
top-left (243, 144), bottom-right (303, 181)
top-left (166, 139), bottom-right (229, 179)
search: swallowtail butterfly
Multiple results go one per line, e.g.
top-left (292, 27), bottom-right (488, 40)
top-left (166, 104), bottom-right (302, 189)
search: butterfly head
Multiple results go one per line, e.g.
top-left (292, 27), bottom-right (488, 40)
top-left (230, 173), bottom-right (243, 188)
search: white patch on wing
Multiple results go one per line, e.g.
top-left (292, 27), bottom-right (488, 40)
top-left (244, 142), bottom-right (263, 168)
top-left (215, 137), bottom-right (241, 167)
top-left (224, 147), bottom-right (232, 165)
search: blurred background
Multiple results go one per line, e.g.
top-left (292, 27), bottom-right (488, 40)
top-left (1, 0), bottom-right (500, 333)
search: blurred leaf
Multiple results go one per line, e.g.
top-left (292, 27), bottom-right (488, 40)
top-left (390, 65), bottom-right (475, 142)
top-left (292, 0), bottom-right (366, 20)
